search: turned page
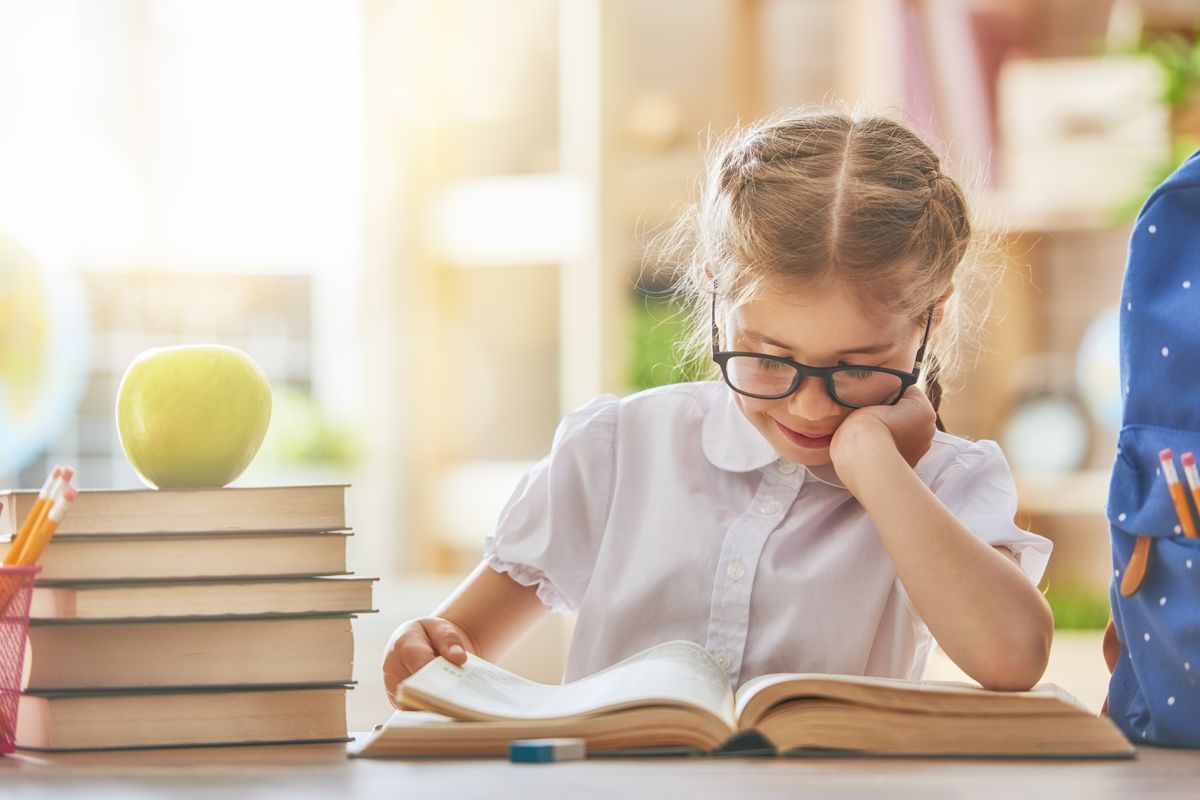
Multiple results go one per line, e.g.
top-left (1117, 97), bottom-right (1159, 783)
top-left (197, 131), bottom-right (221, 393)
top-left (399, 640), bottom-right (737, 728)
top-left (731, 672), bottom-right (1091, 728)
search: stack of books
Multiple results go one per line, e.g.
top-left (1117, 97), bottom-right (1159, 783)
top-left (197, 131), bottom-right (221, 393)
top-left (0, 484), bottom-right (374, 751)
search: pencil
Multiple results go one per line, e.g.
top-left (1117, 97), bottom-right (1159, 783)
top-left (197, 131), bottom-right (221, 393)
top-left (18, 484), bottom-right (78, 566)
top-left (2, 467), bottom-right (60, 566)
top-left (8, 466), bottom-right (74, 566)
top-left (1160, 449), bottom-right (1198, 539)
top-left (1182, 452), bottom-right (1200, 536)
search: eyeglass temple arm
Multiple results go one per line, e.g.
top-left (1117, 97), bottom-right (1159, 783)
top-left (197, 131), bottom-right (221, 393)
top-left (710, 282), bottom-right (720, 355)
top-left (913, 305), bottom-right (935, 370)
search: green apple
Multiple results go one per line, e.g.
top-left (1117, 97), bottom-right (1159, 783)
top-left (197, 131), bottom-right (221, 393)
top-left (116, 345), bottom-right (273, 489)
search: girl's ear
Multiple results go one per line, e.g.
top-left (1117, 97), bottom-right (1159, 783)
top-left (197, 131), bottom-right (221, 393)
top-left (932, 283), bottom-right (955, 330)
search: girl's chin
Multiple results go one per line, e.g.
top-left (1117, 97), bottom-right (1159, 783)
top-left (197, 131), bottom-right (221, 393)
top-left (769, 431), bottom-right (836, 465)
top-left (775, 443), bottom-right (833, 465)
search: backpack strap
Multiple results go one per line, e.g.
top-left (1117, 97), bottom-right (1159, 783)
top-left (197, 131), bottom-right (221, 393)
top-left (1119, 535), bottom-right (1152, 596)
top-left (1101, 612), bottom-right (1121, 717)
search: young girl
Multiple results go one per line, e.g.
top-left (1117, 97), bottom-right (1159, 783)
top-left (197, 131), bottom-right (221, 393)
top-left (382, 110), bottom-right (1054, 700)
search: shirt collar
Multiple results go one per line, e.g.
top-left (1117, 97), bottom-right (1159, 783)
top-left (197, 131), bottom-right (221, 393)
top-left (701, 383), bottom-right (846, 489)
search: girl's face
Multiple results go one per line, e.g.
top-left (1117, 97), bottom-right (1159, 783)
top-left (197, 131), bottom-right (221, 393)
top-left (721, 281), bottom-right (929, 466)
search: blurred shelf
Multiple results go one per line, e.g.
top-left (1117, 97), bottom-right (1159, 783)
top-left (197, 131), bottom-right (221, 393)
top-left (975, 189), bottom-right (1129, 235)
top-left (1016, 468), bottom-right (1110, 517)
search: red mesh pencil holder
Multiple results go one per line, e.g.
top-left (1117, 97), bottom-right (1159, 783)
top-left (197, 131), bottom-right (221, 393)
top-left (0, 565), bottom-right (39, 754)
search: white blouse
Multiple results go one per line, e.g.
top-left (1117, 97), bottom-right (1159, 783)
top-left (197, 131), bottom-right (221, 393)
top-left (483, 380), bottom-right (1052, 688)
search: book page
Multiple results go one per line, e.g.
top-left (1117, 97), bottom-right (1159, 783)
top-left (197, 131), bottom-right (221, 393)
top-left (734, 672), bottom-right (1087, 727)
top-left (400, 639), bottom-right (736, 729)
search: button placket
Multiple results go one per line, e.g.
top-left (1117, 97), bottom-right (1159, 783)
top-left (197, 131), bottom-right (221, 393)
top-left (704, 469), bottom-right (803, 682)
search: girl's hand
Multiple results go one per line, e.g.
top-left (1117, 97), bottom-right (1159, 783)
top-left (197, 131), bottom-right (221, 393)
top-left (829, 385), bottom-right (938, 492)
top-left (382, 616), bottom-right (475, 708)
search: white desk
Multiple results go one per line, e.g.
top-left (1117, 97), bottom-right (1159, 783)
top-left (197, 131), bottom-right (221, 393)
top-left (3, 740), bottom-right (1199, 799)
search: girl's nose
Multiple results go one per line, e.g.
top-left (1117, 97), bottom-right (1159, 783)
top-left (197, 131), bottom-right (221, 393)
top-left (787, 375), bottom-right (839, 420)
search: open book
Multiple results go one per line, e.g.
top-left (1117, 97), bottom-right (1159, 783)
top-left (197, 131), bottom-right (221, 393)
top-left (352, 640), bottom-right (1133, 758)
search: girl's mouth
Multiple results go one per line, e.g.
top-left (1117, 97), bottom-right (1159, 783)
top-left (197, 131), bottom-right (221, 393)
top-left (775, 420), bottom-right (834, 450)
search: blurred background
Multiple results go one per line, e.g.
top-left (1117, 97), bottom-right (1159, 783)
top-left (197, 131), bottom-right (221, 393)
top-left (1, 0), bottom-right (1196, 727)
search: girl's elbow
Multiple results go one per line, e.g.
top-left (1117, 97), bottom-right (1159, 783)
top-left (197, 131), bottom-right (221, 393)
top-left (977, 660), bottom-right (1046, 692)
top-left (978, 609), bottom-right (1054, 692)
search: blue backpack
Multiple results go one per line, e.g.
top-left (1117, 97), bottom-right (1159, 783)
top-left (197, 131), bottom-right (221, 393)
top-left (1104, 150), bottom-right (1200, 747)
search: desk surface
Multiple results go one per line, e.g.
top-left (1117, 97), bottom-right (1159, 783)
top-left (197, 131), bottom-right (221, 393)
top-left (3, 740), bottom-right (1200, 799)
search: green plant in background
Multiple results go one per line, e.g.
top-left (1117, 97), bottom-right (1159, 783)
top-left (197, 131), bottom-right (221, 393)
top-left (259, 384), bottom-right (360, 466)
top-left (630, 293), bottom-right (711, 390)
top-left (1116, 32), bottom-right (1200, 220)
top-left (1044, 585), bottom-right (1111, 630)
top-left (1145, 31), bottom-right (1200, 107)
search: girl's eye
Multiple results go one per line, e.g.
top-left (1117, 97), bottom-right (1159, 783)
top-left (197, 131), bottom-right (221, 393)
top-left (841, 368), bottom-right (878, 382)
top-left (754, 357), bottom-right (788, 372)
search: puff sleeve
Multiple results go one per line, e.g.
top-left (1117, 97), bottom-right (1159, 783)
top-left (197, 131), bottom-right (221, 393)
top-left (482, 393), bottom-right (619, 614)
top-left (928, 439), bottom-right (1053, 587)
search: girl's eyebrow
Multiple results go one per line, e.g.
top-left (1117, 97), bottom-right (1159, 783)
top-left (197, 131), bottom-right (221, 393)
top-left (742, 329), bottom-right (895, 357)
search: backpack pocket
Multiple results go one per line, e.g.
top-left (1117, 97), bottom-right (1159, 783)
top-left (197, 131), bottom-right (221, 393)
top-left (1108, 424), bottom-right (1200, 540)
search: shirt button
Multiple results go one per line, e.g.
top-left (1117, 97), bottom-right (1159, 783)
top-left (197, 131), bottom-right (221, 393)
top-left (715, 651), bottom-right (731, 670)
top-left (778, 460), bottom-right (798, 475)
top-left (726, 558), bottom-right (746, 580)
top-left (758, 499), bottom-right (781, 516)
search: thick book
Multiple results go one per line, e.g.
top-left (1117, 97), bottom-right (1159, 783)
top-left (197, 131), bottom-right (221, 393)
top-left (24, 614), bottom-right (355, 691)
top-left (6, 531), bottom-right (350, 582)
top-left (0, 485), bottom-right (347, 536)
top-left (30, 575), bottom-right (376, 620)
top-left (16, 685), bottom-right (350, 751)
top-left (351, 640), bottom-right (1133, 759)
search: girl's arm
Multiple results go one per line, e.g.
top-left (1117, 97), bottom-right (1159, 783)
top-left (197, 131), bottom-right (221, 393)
top-left (435, 560), bottom-right (550, 659)
top-left (831, 391), bottom-right (1054, 692)
top-left (381, 561), bottom-right (549, 702)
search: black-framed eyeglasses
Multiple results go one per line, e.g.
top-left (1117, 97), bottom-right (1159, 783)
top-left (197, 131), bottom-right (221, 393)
top-left (710, 284), bottom-right (933, 409)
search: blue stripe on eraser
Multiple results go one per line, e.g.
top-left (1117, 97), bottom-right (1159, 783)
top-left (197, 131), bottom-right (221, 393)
top-left (509, 743), bottom-right (556, 763)
top-left (509, 738), bottom-right (587, 763)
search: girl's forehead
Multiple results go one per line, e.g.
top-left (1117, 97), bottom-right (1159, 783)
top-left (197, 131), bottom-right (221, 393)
top-left (728, 284), bottom-right (912, 359)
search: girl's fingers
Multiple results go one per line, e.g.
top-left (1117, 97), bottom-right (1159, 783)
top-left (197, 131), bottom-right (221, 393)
top-left (395, 633), bottom-right (438, 677)
top-left (381, 623), bottom-right (438, 692)
top-left (380, 617), bottom-right (472, 708)
top-left (423, 618), bottom-right (469, 665)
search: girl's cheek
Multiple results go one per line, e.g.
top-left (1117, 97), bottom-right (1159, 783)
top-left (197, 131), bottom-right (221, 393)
top-left (737, 396), bottom-right (790, 423)
top-left (738, 396), bottom-right (775, 414)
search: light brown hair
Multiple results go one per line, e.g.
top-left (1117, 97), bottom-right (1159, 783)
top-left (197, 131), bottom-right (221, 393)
top-left (659, 108), bottom-right (997, 411)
